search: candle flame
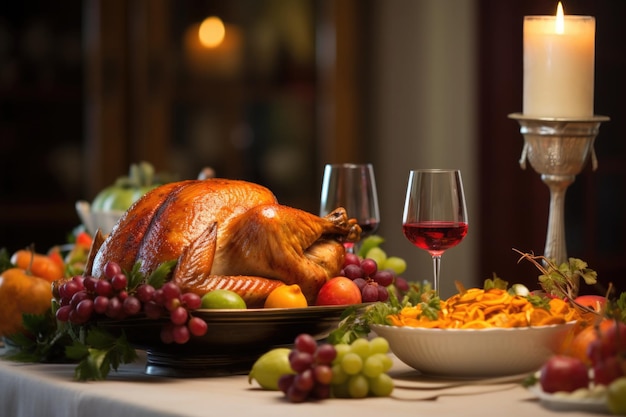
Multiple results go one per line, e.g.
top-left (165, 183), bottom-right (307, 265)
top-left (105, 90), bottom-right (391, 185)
top-left (555, 2), bottom-right (565, 34)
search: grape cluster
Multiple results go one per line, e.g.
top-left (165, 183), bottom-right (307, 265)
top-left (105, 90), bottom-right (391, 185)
top-left (330, 337), bottom-right (394, 398)
top-left (341, 253), bottom-right (395, 302)
top-left (278, 334), bottom-right (337, 402)
top-left (587, 321), bottom-right (626, 386)
top-left (54, 261), bottom-right (207, 344)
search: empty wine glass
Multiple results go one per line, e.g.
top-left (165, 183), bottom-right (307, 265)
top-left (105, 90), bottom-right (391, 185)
top-left (320, 163), bottom-right (380, 253)
top-left (402, 169), bottom-right (468, 294)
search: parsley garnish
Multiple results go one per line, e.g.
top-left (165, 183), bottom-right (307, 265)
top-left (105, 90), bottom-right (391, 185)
top-left (327, 281), bottom-right (439, 344)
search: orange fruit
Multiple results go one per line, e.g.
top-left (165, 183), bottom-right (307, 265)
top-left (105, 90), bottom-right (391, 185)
top-left (563, 319), bottom-right (614, 366)
top-left (264, 284), bottom-right (308, 308)
top-left (0, 268), bottom-right (53, 337)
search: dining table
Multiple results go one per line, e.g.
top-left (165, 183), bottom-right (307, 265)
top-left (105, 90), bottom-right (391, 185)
top-left (0, 346), bottom-right (608, 417)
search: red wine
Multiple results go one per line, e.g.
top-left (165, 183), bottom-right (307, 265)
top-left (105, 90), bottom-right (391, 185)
top-left (402, 221), bottom-right (468, 255)
top-left (359, 219), bottom-right (380, 238)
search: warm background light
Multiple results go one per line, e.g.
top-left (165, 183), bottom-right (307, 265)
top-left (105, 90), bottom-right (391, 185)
top-left (199, 16), bottom-right (226, 48)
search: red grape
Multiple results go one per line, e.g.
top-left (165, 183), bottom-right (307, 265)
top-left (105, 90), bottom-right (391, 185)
top-left (123, 296), bottom-right (141, 316)
top-left (68, 309), bottom-right (86, 324)
top-left (110, 273), bottom-right (128, 291)
top-left (377, 285), bottom-right (389, 302)
top-left (70, 291), bottom-right (89, 308)
top-left (153, 289), bottom-right (165, 304)
top-left (343, 264), bottom-right (364, 280)
top-left (172, 324), bottom-right (190, 344)
top-left (162, 282), bottom-right (181, 301)
top-left (294, 369), bottom-right (315, 392)
top-left (144, 300), bottom-right (164, 319)
top-left (313, 365), bottom-right (333, 385)
top-left (295, 333), bottom-right (317, 355)
top-left (95, 279), bottom-right (113, 297)
top-left (93, 296), bottom-right (109, 314)
top-left (289, 351), bottom-right (314, 373)
top-left (594, 356), bottom-right (623, 385)
top-left (353, 278), bottom-right (367, 290)
top-left (278, 374), bottom-right (296, 394)
top-left (372, 270), bottom-right (394, 287)
top-left (280, 334), bottom-right (337, 403)
top-left (344, 253), bottom-right (360, 267)
top-left (135, 284), bottom-right (155, 303)
top-left (165, 297), bottom-right (181, 312)
top-left (360, 258), bottom-right (377, 276)
top-left (315, 344), bottom-right (337, 365)
top-left (83, 276), bottom-right (98, 292)
top-left (59, 280), bottom-right (80, 300)
top-left (187, 317), bottom-right (208, 336)
top-left (55, 305), bottom-right (72, 322)
top-left (286, 385), bottom-right (309, 403)
top-left (75, 298), bottom-right (94, 320)
top-left (103, 261), bottom-right (122, 279)
top-left (310, 383), bottom-right (331, 399)
top-left (395, 276), bottom-right (409, 291)
top-left (71, 276), bottom-right (85, 291)
top-left (181, 292), bottom-right (202, 310)
top-left (361, 283), bottom-right (379, 302)
top-left (105, 296), bottom-right (123, 319)
top-left (170, 306), bottom-right (188, 325)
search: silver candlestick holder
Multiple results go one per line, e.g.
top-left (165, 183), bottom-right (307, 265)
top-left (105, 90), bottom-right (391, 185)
top-left (508, 113), bottom-right (609, 266)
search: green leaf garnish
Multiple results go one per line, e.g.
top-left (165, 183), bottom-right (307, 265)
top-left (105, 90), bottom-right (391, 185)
top-left (483, 274), bottom-right (508, 291)
top-left (0, 247), bottom-right (12, 273)
top-left (66, 327), bottom-right (138, 381)
top-left (147, 259), bottom-right (177, 289)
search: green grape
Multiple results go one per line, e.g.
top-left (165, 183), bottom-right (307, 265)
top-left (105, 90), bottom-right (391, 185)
top-left (362, 355), bottom-right (384, 378)
top-left (348, 374), bottom-right (370, 398)
top-left (368, 373), bottom-right (394, 397)
top-left (369, 337), bottom-right (389, 355)
top-left (349, 338), bottom-right (371, 359)
top-left (382, 256), bottom-right (407, 275)
top-left (333, 343), bottom-right (351, 363)
top-left (357, 235), bottom-right (385, 258)
top-left (331, 363), bottom-right (349, 385)
top-left (341, 352), bottom-right (363, 375)
top-left (365, 247), bottom-right (387, 267)
top-left (371, 352), bottom-right (393, 372)
top-left (331, 381), bottom-right (351, 398)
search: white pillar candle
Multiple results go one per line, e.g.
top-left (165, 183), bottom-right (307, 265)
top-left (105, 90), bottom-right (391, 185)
top-left (523, 3), bottom-right (595, 118)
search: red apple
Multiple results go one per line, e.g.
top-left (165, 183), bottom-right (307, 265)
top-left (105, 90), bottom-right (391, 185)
top-left (315, 277), bottom-right (362, 306)
top-left (574, 295), bottom-right (607, 312)
top-left (540, 355), bottom-right (590, 393)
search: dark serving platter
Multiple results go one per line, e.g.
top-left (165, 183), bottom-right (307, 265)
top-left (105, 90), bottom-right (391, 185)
top-left (99, 304), bottom-right (365, 377)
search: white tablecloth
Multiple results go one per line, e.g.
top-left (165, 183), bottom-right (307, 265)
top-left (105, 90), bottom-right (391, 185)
top-left (0, 349), bottom-right (607, 417)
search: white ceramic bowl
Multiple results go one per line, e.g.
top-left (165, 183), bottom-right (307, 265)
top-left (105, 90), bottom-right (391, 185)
top-left (371, 322), bottom-right (575, 378)
top-left (75, 201), bottom-right (125, 235)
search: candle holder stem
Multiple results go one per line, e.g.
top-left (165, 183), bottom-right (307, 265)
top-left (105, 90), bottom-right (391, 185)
top-left (508, 113), bottom-right (609, 269)
top-left (542, 174), bottom-right (574, 265)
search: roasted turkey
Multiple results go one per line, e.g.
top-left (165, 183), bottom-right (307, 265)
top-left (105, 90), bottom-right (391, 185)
top-left (86, 178), bottom-right (361, 307)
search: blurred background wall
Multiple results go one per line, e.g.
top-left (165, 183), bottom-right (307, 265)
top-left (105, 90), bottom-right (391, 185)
top-left (0, 0), bottom-right (624, 296)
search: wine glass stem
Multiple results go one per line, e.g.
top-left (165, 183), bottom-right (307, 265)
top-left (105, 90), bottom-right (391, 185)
top-left (344, 242), bottom-right (356, 254)
top-left (431, 255), bottom-right (441, 294)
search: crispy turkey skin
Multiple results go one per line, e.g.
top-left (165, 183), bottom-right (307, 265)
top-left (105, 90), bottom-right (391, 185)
top-left (87, 178), bottom-right (361, 306)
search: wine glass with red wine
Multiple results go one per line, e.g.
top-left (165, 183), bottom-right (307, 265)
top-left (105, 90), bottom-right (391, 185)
top-left (320, 163), bottom-right (380, 253)
top-left (402, 169), bottom-right (468, 294)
